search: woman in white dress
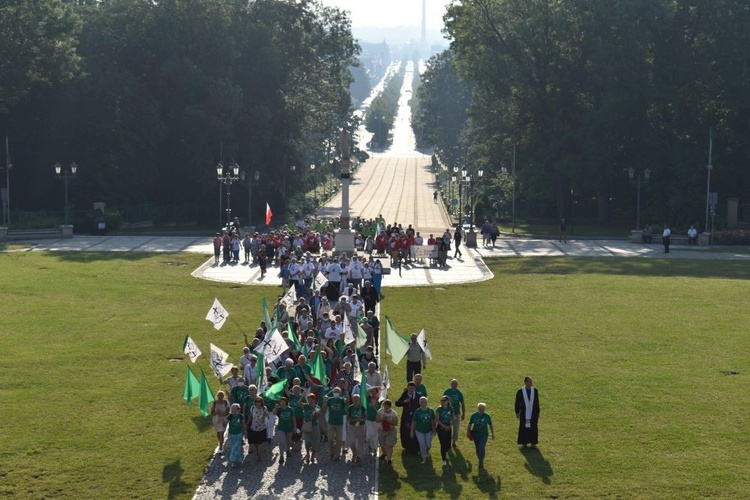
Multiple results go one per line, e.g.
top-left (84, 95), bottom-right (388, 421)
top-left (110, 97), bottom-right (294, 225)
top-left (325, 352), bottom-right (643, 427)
top-left (210, 391), bottom-right (230, 455)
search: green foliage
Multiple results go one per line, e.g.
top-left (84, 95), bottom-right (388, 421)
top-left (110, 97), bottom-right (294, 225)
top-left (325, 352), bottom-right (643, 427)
top-left (365, 65), bottom-right (405, 146)
top-left (0, 0), bottom-right (81, 112)
top-left (3, 0), bottom-right (359, 224)
top-left (440, 0), bottom-right (750, 225)
top-left (412, 50), bottom-right (472, 169)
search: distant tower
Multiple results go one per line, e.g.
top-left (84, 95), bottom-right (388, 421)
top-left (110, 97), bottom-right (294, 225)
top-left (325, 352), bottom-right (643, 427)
top-left (421, 0), bottom-right (427, 45)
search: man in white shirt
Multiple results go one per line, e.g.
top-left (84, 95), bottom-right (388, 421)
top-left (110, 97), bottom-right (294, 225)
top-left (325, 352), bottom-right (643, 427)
top-left (662, 225), bottom-right (671, 253)
top-left (365, 361), bottom-right (382, 389)
top-left (348, 256), bottom-right (364, 292)
top-left (238, 346), bottom-right (253, 371)
top-left (325, 318), bottom-right (342, 341)
top-left (288, 258), bottom-right (302, 293)
top-left (326, 259), bottom-right (343, 301)
top-left (243, 356), bottom-right (258, 386)
top-left (302, 257), bottom-right (316, 295)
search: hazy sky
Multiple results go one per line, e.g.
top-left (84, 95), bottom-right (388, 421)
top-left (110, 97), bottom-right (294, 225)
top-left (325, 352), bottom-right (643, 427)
top-left (320, 0), bottom-right (451, 31)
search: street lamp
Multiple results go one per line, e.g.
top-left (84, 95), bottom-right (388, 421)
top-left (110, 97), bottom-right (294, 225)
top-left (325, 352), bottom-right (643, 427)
top-left (310, 163), bottom-right (317, 206)
top-left (240, 170), bottom-right (260, 227)
top-left (54, 162), bottom-right (77, 225)
top-left (705, 129), bottom-right (713, 234)
top-left (216, 162), bottom-right (241, 228)
top-left (627, 167), bottom-right (651, 230)
top-left (473, 168), bottom-right (484, 232)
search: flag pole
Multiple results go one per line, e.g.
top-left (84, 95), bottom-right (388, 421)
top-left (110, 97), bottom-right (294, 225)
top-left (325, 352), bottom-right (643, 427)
top-left (230, 315), bottom-right (248, 338)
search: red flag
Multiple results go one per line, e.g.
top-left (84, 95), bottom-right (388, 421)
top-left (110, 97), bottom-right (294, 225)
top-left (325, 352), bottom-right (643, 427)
top-left (265, 203), bottom-right (273, 225)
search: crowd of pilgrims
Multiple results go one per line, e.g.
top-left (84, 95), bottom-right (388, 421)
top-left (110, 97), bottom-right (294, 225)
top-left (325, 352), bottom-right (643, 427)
top-left (206, 271), bottom-right (514, 470)
top-left (206, 216), bottom-right (539, 471)
top-left (212, 215), bottom-right (464, 277)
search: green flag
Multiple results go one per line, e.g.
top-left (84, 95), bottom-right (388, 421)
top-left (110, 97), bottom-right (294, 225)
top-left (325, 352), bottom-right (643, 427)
top-left (356, 322), bottom-right (369, 350)
top-left (255, 353), bottom-right (267, 393)
top-left (261, 379), bottom-right (287, 401)
top-left (385, 316), bottom-right (411, 365)
top-left (182, 366), bottom-right (200, 407)
top-left (287, 322), bottom-right (301, 351)
top-left (198, 368), bottom-right (215, 417)
top-left (261, 298), bottom-right (273, 333)
top-left (311, 344), bottom-right (326, 385)
top-left (360, 362), bottom-right (368, 414)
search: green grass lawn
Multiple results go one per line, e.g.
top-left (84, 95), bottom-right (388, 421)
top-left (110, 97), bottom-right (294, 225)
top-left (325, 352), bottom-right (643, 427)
top-left (1, 253), bottom-right (749, 498)
top-left (379, 258), bottom-right (750, 499)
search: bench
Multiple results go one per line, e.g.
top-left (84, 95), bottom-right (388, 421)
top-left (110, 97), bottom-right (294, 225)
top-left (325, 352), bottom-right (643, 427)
top-left (630, 230), bottom-right (708, 246)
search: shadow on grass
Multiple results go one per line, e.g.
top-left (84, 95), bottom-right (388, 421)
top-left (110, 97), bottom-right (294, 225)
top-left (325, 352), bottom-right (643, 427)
top-left (472, 468), bottom-right (502, 499)
top-left (381, 448), bottom-right (480, 499)
top-left (492, 257), bottom-right (750, 280)
top-left (50, 251), bottom-right (161, 263)
top-left (162, 460), bottom-right (190, 500)
top-left (520, 446), bottom-right (553, 484)
top-left (192, 415), bottom-right (214, 433)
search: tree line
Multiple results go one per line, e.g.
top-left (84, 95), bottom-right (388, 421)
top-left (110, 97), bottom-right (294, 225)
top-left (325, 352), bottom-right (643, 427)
top-left (414, 0), bottom-right (750, 229)
top-left (0, 0), bottom-right (359, 227)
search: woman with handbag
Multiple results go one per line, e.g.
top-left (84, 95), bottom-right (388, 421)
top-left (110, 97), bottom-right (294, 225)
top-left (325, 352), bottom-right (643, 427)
top-left (376, 399), bottom-right (398, 464)
top-left (467, 402), bottom-right (495, 469)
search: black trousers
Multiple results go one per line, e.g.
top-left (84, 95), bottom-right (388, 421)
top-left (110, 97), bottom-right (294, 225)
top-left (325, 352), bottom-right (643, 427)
top-left (406, 360), bottom-right (422, 382)
top-left (437, 427), bottom-right (452, 460)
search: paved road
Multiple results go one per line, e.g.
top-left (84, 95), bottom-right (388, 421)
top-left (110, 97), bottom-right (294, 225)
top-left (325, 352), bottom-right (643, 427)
top-left (319, 61), bottom-right (452, 237)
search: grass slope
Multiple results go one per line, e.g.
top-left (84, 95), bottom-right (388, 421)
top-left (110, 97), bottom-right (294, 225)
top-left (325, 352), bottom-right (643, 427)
top-left (379, 257), bottom-right (750, 499)
top-left (0, 253), bottom-right (748, 498)
top-left (0, 252), bottom-right (275, 499)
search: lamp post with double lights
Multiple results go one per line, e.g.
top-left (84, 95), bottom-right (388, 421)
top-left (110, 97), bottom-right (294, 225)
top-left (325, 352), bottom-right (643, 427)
top-left (216, 162), bottom-right (240, 228)
top-left (462, 167), bottom-right (483, 247)
top-left (627, 167), bottom-right (651, 230)
top-left (54, 162), bottom-right (77, 225)
top-left (240, 170), bottom-right (260, 227)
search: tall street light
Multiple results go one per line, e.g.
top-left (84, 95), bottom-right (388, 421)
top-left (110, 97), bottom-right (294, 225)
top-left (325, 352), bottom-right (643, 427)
top-left (216, 162), bottom-right (240, 228)
top-left (310, 163), bottom-right (318, 206)
top-left (628, 167), bottom-right (651, 230)
top-left (54, 162), bottom-right (77, 225)
top-left (705, 129), bottom-right (713, 234)
top-left (240, 170), bottom-right (260, 227)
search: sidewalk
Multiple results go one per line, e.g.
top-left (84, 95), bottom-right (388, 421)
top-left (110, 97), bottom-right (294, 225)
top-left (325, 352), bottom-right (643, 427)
top-left (15, 235), bottom-right (749, 291)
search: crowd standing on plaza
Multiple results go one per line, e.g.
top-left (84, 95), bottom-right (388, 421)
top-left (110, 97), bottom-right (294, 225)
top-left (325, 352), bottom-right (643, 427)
top-left (212, 214), bottom-right (472, 281)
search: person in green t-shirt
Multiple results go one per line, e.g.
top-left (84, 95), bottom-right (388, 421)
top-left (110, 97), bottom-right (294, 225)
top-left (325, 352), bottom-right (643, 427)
top-left (322, 387), bottom-right (347, 461)
top-left (346, 394), bottom-right (366, 464)
top-left (288, 385), bottom-right (305, 450)
top-left (436, 396), bottom-right (455, 466)
top-left (230, 380), bottom-right (250, 410)
top-left (414, 374), bottom-right (428, 399)
top-left (443, 379), bottom-right (466, 446)
top-left (299, 393), bottom-right (321, 464)
top-left (226, 403), bottom-right (246, 467)
top-left (410, 396), bottom-right (436, 464)
top-left (274, 397), bottom-right (295, 464)
top-left (468, 402), bottom-right (495, 469)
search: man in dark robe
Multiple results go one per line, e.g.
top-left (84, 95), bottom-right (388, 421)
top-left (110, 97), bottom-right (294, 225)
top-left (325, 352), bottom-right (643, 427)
top-left (514, 376), bottom-right (541, 447)
top-left (395, 381), bottom-right (420, 454)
